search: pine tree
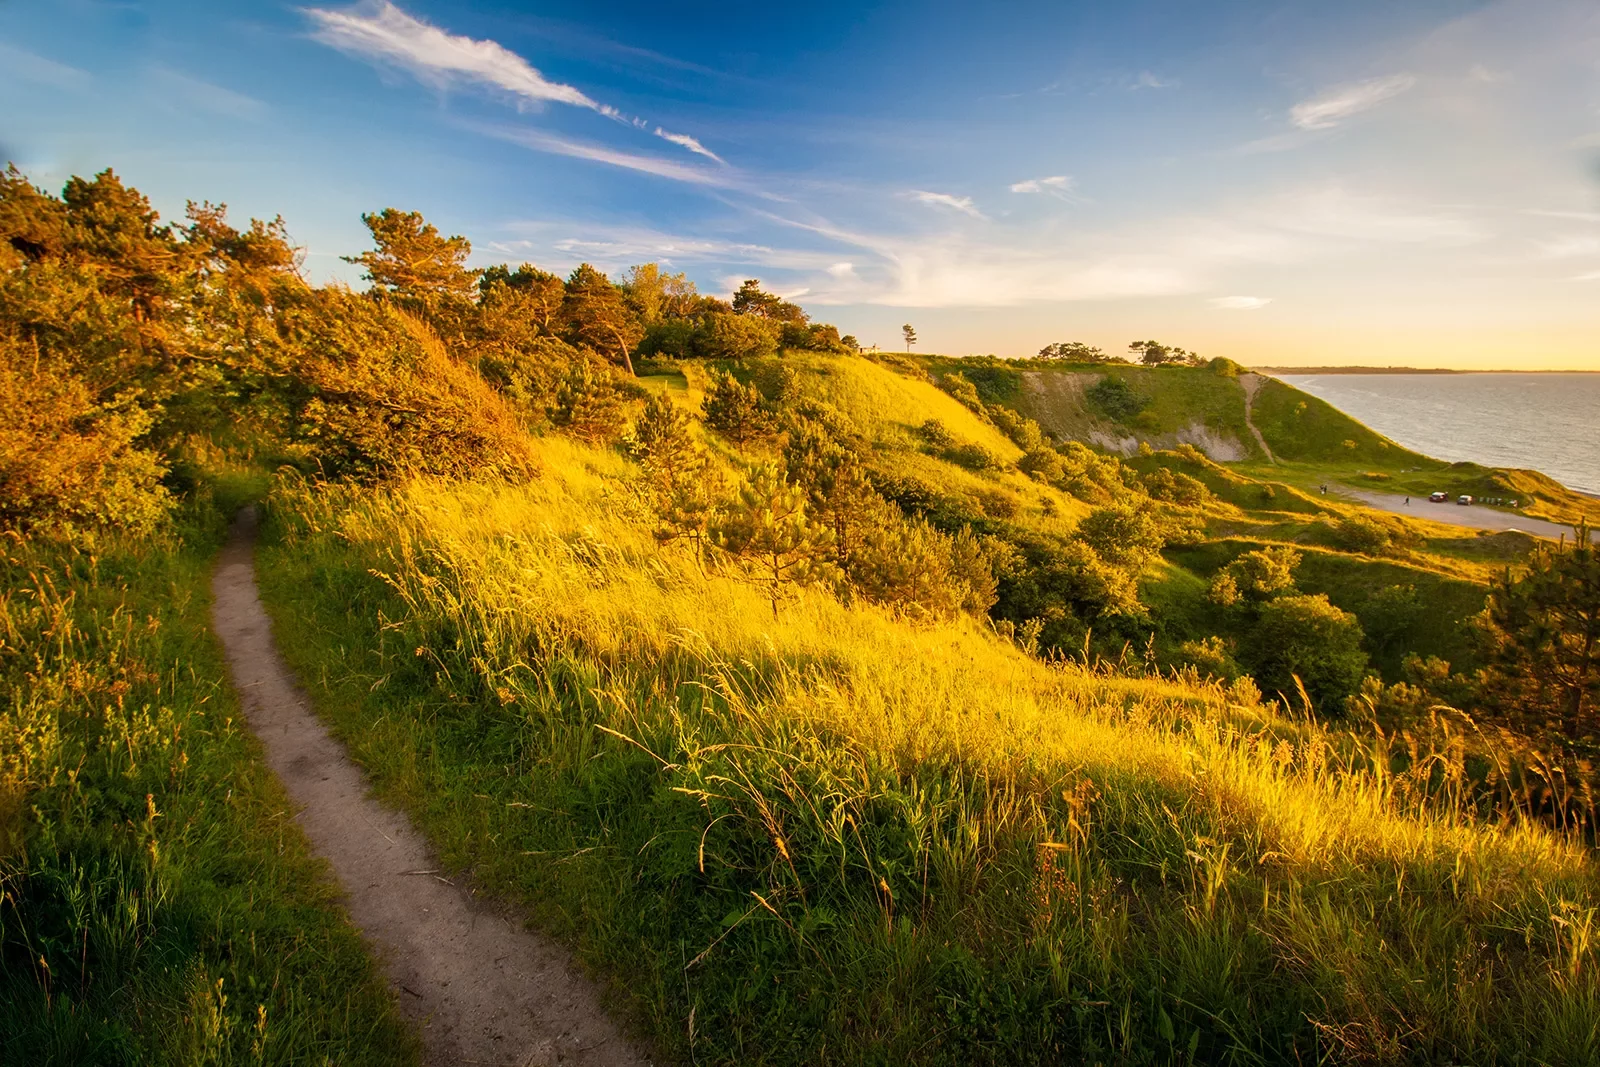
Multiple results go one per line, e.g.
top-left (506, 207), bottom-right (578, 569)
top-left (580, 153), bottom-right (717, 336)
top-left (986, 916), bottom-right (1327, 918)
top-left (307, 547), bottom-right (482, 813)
top-left (1479, 522), bottom-right (1600, 738)
top-left (549, 361), bottom-right (629, 444)
top-left (713, 464), bottom-right (835, 616)
top-left (343, 208), bottom-right (478, 303)
top-left (702, 368), bottom-right (771, 443)
top-left (562, 263), bottom-right (643, 375)
top-left (630, 392), bottom-right (700, 485)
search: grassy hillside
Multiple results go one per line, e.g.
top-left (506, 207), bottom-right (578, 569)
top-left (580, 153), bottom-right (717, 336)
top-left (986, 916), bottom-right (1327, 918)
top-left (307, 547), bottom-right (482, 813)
top-left (257, 436), bottom-right (1600, 1066)
top-left (0, 485), bottom-right (413, 1065)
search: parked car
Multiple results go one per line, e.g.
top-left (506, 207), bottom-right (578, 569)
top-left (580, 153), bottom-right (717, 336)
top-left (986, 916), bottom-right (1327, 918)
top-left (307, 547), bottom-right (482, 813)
top-left (1458, 495), bottom-right (1474, 505)
top-left (1429, 491), bottom-right (1449, 502)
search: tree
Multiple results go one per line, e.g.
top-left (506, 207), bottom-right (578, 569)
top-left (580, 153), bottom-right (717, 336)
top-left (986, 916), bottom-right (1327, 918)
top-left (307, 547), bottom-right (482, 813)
top-left (630, 392), bottom-right (701, 488)
top-left (1247, 593), bottom-right (1369, 711)
top-left (713, 464), bottom-right (835, 616)
top-left (702, 368), bottom-right (772, 443)
top-left (840, 334), bottom-right (861, 353)
top-left (1127, 340), bottom-right (1201, 366)
top-left (902, 323), bottom-right (917, 353)
top-left (697, 312), bottom-right (780, 360)
top-left (1478, 523), bottom-right (1600, 738)
top-left (562, 263), bottom-right (643, 375)
top-left (1075, 505), bottom-right (1168, 572)
top-left (343, 209), bottom-right (478, 304)
top-left (1037, 341), bottom-right (1111, 362)
top-left (620, 262), bottom-right (698, 325)
top-left (1208, 546), bottom-right (1300, 607)
top-left (732, 279), bottom-right (806, 324)
top-left (479, 264), bottom-right (564, 330)
top-left (549, 361), bottom-right (630, 443)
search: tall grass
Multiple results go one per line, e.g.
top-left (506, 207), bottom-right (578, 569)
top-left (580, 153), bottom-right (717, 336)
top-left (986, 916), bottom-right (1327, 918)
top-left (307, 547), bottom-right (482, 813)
top-left (0, 489), bottom-right (414, 1065)
top-left (261, 436), bottom-right (1600, 1065)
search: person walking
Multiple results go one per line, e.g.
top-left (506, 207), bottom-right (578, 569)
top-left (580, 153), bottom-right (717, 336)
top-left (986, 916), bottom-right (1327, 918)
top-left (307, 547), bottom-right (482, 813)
top-left (1404, 496), bottom-right (1410, 506)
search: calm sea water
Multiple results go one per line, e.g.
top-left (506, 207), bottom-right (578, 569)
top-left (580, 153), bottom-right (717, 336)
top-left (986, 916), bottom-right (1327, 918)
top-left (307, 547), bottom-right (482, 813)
top-left (1278, 374), bottom-right (1600, 495)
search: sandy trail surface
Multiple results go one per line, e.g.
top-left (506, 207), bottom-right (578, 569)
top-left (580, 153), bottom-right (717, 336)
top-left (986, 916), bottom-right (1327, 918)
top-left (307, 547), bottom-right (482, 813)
top-left (1342, 488), bottom-right (1576, 539)
top-left (1237, 374), bottom-right (1276, 464)
top-left (211, 509), bottom-right (652, 1067)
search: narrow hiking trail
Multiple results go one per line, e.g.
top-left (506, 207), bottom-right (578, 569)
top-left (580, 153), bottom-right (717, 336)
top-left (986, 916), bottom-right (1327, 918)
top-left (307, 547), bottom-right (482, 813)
top-left (211, 509), bottom-right (652, 1067)
top-left (1238, 373), bottom-right (1276, 464)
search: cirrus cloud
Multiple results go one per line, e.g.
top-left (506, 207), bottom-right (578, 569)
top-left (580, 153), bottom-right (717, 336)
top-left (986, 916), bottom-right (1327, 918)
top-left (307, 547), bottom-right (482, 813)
top-left (304, 1), bottom-right (719, 161)
top-left (907, 190), bottom-right (985, 218)
top-left (1209, 295), bottom-right (1272, 310)
top-left (1290, 73), bottom-right (1417, 130)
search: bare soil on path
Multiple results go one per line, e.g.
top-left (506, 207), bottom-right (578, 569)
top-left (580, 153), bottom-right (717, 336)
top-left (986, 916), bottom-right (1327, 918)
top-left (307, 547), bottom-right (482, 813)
top-left (1237, 373), bottom-right (1276, 464)
top-left (1342, 488), bottom-right (1575, 539)
top-left (211, 508), bottom-right (653, 1067)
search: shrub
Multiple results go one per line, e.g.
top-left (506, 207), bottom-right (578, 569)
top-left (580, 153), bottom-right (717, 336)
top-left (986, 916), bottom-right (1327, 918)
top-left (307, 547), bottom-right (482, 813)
top-left (697, 312), bottom-right (780, 360)
top-left (1086, 375), bottom-right (1150, 421)
top-left (918, 418), bottom-right (955, 449)
top-left (549, 361), bottom-right (632, 444)
top-left (702, 369), bottom-right (772, 443)
top-left (0, 334), bottom-right (171, 538)
top-left (947, 442), bottom-right (1004, 472)
top-left (1246, 593), bottom-right (1369, 711)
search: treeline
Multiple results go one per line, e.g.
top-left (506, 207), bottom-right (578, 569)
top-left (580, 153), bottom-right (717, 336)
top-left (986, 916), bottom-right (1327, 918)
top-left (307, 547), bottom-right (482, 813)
top-left (0, 167), bottom-right (851, 540)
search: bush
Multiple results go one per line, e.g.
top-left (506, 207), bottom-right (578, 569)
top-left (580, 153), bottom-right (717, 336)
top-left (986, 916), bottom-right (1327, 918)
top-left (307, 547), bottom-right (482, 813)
top-left (702, 368), bottom-right (772, 443)
top-left (1246, 593), bottom-right (1369, 711)
top-left (947, 442), bottom-right (1004, 472)
top-left (697, 312), bottom-right (780, 360)
top-left (0, 334), bottom-right (172, 538)
top-left (918, 418), bottom-right (956, 449)
top-left (1086, 375), bottom-right (1150, 421)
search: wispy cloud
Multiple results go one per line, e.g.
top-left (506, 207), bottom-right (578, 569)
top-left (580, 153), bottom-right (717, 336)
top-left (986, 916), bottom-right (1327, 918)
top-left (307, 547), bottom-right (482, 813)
top-left (305, 1), bottom-right (720, 162)
top-left (1131, 71), bottom-right (1177, 90)
top-left (653, 127), bottom-right (724, 164)
top-left (147, 66), bottom-right (268, 121)
top-left (1209, 295), bottom-right (1271, 310)
top-left (305, 1), bottom-right (610, 112)
top-left (475, 123), bottom-right (738, 188)
top-left (1256, 185), bottom-right (1485, 246)
top-left (908, 190), bottom-right (985, 218)
top-left (0, 43), bottom-right (91, 91)
top-left (1290, 73), bottom-right (1417, 130)
top-left (1571, 270), bottom-right (1600, 282)
top-left (1010, 175), bottom-right (1076, 198)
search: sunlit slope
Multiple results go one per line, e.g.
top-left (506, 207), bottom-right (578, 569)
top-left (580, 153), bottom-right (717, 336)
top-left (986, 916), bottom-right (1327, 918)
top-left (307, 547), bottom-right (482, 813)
top-left (780, 352), bottom-right (1023, 459)
top-left (261, 434), bottom-right (1600, 1066)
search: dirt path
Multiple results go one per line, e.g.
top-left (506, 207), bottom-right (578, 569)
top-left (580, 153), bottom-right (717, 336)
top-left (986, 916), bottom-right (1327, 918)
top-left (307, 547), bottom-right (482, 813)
top-left (1342, 488), bottom-right (1576, 539)
top-left (1237, 373), bottom-right (1276, 464)
top-left (211, 509), bottom-right (652, 1067)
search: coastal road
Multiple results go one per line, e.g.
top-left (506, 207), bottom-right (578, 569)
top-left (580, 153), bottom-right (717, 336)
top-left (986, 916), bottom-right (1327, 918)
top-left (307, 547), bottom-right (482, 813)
top-left (1343, 488), bottom-right (1581, 539)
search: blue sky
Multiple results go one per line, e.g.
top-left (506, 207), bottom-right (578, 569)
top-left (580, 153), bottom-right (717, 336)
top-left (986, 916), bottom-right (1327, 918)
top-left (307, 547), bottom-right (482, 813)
top-left (3, 0), bottom-right (1599, 367)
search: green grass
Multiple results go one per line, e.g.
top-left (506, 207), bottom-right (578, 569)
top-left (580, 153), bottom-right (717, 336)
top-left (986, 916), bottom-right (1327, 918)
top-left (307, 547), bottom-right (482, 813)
top-left (953, 362), bottom-right (1263, 461)
top-left (0, 493), bottom-right (414, 1065)
top-left (1163, 539), bottom-right (1489, 677)
top-left (1247, 377), bottom-right (1430, 467)
top-left (254, 440), bottom-right (1600, 1066)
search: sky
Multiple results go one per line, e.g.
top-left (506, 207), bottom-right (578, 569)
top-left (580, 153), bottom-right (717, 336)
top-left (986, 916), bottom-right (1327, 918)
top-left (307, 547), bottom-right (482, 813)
top-left (2, 0), bottom-right (1599, 368)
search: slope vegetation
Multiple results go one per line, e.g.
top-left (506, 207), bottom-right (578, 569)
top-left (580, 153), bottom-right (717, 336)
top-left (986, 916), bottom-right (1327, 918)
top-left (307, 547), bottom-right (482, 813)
top-left (258, 434), bottom-right (1600, 1066)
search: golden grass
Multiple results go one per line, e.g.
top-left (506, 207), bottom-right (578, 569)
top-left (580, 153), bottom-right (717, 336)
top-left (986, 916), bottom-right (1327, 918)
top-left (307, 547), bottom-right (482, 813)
top-left (263, 431), bottom-right (1600, 1063)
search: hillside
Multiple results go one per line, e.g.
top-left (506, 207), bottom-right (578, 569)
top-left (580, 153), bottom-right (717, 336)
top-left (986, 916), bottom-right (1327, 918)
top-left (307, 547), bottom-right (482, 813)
top-left (5, 166), bottom-right (1600, 1065)
top-left (259, 443), bottom-right (1599, 1066)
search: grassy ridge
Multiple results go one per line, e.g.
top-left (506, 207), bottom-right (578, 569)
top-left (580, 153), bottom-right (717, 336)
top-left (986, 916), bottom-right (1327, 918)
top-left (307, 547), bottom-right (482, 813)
top-left (259, 440), bottom-right (1599, 1066)
top-left (0, 489), bottom-right (414, 1065)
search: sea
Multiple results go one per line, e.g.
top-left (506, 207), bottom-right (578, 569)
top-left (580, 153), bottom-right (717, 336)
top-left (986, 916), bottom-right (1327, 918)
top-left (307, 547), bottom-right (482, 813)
top-left (1278, 373), bottom-right (1600, 495)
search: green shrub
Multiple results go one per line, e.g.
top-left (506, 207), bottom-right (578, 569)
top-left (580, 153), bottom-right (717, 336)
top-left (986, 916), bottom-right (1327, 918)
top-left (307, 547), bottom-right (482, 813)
top-left (1086, 375), bottom-right (1151, 421)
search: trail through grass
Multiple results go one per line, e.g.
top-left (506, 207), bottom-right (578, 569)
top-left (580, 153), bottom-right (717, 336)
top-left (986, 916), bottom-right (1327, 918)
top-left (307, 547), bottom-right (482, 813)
top-left (0, 494), bottom-right (415, 1065)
